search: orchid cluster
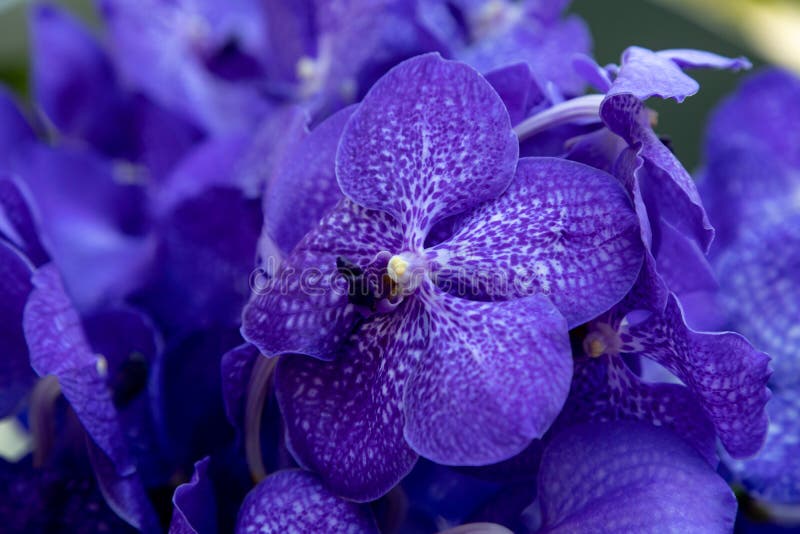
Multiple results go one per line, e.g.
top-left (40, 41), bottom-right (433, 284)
top-left (0, 0), bottom-right (796, 533)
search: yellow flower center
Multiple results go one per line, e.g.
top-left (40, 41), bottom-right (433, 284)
top-left (588, 339), bottom-right (606, 358)
top-left (387, 255), bottom-right (409, 282)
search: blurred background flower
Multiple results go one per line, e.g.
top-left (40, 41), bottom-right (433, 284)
top-left (2, 0), bottom-right (799, 170)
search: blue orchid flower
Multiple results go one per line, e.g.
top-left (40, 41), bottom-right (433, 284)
top-left (696, 68), bottom-right (800, 523)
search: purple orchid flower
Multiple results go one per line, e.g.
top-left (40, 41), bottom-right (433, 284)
top-left (1, 12), bottom-right (271, 530)
top-left (97, 0), bottom-right (271, 135)
top-left (700, 68), bottom-right (800, 259)
top-left (434, 0), bottom-right (592, 98)
top-left (30, 3), bottom-right (200, 180)
top-left (23, 264), bottom-right (160, 532)
top-left (516, 46), bottom-right (749, 256)
top-left (211, 422), bottom-right (739, 533)
top-left (24, 4), bottom-right (266, 333)
top-left (1, 158), bottom-right (259, 531)
top-left (449, 421), bottom-right (739, 532)
top-left (93, 0), bottom-right (593, 139)
top-left (4, 0), bottom-right (794, 530)
top-left (446, 46), bottom-right (770, 501)
top-left (95, 0), bottom-right (443, 131)
top-left (696, 69), bottom-right (800, 517)
top-left (562, 292), bottom-right (771, 464)
top-left (242, 53), bottom-right (644, 500)
top-left (0, 155), bottom-right (243, 529)
top-left (593, 48), bottom-right (748, 259)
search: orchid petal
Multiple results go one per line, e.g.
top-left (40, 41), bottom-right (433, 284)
top-left (275, 299), bottom-right (425, 501)
top-left (23, 264), bottom-right (133, 475)
top-left (537, 421), bottom-right (737, 533)
top-left (264, 105), bottom-right (353, 255)
top-left (431, 157), bottom-right (643, 327)
top-left (716, 216), bottom-right (800, 391)
top-left (404, 284), bottom-right (571, 465)
top-left (235, 470), bottom-right (378, 533)
top-left (336, 53), bottom-right (517, 246)
top-left (169, 457), bottom-right (216, 534)
top-left (561, 354), bottom-right (718, 465)
top-left (621, 293), bottom-right (772, 458)
top-left (242, 199), bottom-right (402, 360)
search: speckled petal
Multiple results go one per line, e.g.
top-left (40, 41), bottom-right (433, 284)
top-left (275, 298), bottom-right (426, 501)
top-left (23, 264), bottom-right (133, 475)
top-left (612, 146), bottom-right (652, 249)
top-left (242, 198), bottom-right (402, 360)
top-left (430, 157), bottom-right (643, 328)
top-left (235, 470), bottom-right (378, 534)
top-left (81, 307), bottom-right (166, 487)
top-left (716, 216), bottom-right (800, 391)
top-left (403, 283), bottom-right (571, 465)
top-left (264, 105), bottom-right (353, 255)
top-left (609, 149), bottom-right (670, 315)
top-left (0, 241), bottom-right (35, 417)
top-left (169, 457), bottom-right (216, 534)
top-left (657, 49), bottom-right (751, 71)
top-left (724, 388), bottom-right (800, 504)
top-left (601, 93), bottom-right (714, 251)
top-left (608, 46), bottom-right (699, 102)
top-left (621, 293), bottom-right (772, 458)
top-left (560, 354), bottom-right (718, 465)
top-left (336, 53), bottom-right (517, 245)
top-left (537, 421), bottom-right (737, 533)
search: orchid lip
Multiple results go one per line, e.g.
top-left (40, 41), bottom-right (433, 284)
top-left (513, 94), bottom-right (605, 141)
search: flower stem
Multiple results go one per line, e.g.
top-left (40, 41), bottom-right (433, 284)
top-left (513, 94), bottom-right (605, 141)
top-left (245, 355), bottom-right (277, 483)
